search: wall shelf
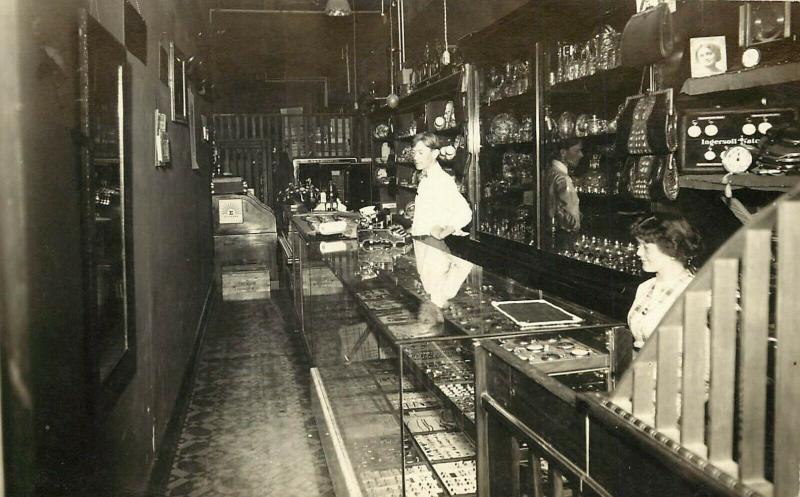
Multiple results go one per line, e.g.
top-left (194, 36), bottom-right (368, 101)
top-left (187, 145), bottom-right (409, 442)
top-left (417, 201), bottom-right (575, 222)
top-left (384, 71), bottom-right (464, 114)
top-left (679, 173), bottom-right (800, 192)
top-left (681, 61), bottom-right (800, 96)
top-left (481, 91), bottom-right (535, 113)
top-left (548, 66), bottom-right (641, 96)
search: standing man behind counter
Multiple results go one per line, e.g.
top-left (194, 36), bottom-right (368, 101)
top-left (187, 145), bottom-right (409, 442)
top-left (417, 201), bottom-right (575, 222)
top-left (547, 137), bottom-right (583, 234)
top-left (409, 132), bottom-right (473, 312)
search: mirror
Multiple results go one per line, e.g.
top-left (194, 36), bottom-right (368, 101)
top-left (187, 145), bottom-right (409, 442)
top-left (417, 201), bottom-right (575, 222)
top-left (79, 11), bottom-right (136, 412)
top-left (170, 42), bottom-right (187, 122)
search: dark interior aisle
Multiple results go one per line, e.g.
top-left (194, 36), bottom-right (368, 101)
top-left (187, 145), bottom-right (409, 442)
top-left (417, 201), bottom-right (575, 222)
top-left (155, 292), bottom-right (335, 497)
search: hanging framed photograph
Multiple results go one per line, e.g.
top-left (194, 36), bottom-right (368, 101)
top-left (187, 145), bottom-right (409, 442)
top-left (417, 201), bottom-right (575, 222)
top-left (690, 36), bottom-right (727, 78)
top-left (169, 41), bottom-right (187, 122)
top-left (159, 43), bottom-right (169, 85)
top-left (739, 2), bottom-right (792, 47)
top-left (188, 87), bottom-right (199, 170)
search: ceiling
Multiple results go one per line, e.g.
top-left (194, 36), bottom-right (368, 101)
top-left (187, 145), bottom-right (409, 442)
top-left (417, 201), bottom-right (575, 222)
top-left (203, 0), bottom-right (391, 111)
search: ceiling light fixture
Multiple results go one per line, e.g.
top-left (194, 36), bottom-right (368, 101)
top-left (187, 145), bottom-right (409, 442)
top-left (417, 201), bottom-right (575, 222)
top-left (325, 0), bottom-right (353, 16)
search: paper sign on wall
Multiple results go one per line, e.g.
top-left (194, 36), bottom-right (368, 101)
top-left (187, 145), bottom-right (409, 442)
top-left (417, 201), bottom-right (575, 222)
top-left (219, 199), bottom-right (244, 224)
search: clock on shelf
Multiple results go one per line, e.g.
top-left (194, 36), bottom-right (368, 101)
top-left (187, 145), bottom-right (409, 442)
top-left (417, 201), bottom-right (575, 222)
top-left (720, 145), bottom-right (755, 174)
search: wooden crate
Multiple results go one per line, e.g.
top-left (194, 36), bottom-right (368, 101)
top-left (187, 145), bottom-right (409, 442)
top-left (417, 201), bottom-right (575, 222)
top-left (222, 265), bottom-right (270, 300)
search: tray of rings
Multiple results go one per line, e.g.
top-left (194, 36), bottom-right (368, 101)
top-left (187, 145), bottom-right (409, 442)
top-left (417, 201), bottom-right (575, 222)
top-left (374, 372), bottom-right (420, 392)
top-left (392, 391), bottom-right (441, 411)
top-left (437, 382), bottom-right (474, 403)
top-left (361, 465), bottom-right (445, 497)
top-left (414, 432), bottom-right (475, 462)
top-left (404, 409), bottom-right (454, 434)
top-left (437, 383), bottom-right (476, 420)
top-left (350, 435), bottom-right (421, 469)
top-left (496, 335), bottom-right (608, 374)
top-left (432, 460), bottom-right (477, 496)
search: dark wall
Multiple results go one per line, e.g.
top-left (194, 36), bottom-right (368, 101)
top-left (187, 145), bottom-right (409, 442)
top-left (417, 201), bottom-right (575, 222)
top-left (1, 0), bottom-right (90, 495)
top-left (357, 0), bottom-right (529, 99)
top-left (208, 1), bottom-right (528, 113)
top-left (1, 0), bottom-right (214, 495)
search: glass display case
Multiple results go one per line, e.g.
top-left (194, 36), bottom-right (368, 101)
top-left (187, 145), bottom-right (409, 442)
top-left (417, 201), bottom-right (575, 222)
top-left (464, 1), bottom-right (654, 279)
top-left (476, 58), bottom-right (539, 245)
top-left (305, 232), bottom-right (631, 496)
top-left (541, 30), bottom-right (647, 276)
top-left (290, 212), bottom-right (392, 366)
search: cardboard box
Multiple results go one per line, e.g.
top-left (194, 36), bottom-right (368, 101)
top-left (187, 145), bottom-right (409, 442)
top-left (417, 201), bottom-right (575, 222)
top-left (222, 265), bottom-right (270, 300)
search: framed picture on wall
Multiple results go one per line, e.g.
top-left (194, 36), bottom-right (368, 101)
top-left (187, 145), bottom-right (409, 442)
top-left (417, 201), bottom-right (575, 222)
top-left (188, 87), bottom-right (199, 170)
top-left (169, 41), bottom-right (187, 122)
top-left (690, 36), bottom-right (727, 78)
top-left (739, 2), bottom-right (792, 47)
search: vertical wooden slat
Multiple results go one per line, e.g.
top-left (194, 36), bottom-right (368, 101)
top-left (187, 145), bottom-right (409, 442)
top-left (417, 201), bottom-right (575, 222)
top-left (550, 468), bottom-right (564, 497)
top-left (655, 325), bottom-right (681, 437)
top-left (530, 455), bottom-right (544, 497)
top-left (707, 258), bottom-right (739, 475)
top-left (349, 117), bottom-right (354, 155)
top-left (774, 201), bottom-right (800, 497)
top-left (739, 228), bottom-right (772, 491)
top-left (333, 117), bottom-right (339, 157)
top-left (632, 360), bottom-right (655, 424)
top-left (226, 115), bottom-right (232, 140)
top-left (510, 436), bottom-right (521, 497)
top-left (260, 115), bottom-right (265, 140)
top-left (303, 114), bottom-right (310, 157)
top-left (474, 344), bottom-right (490, 497)
top-left (262, 145), bottom-right (270, 204)
top-left (681, 290), bottom-right (709, 458)
top-left (242, 114), bottom-right (248, 139)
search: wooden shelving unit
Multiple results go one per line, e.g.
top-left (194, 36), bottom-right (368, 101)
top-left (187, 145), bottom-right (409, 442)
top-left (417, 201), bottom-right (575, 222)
top-left (679, 173), bottom-right (800, 192)
top-left (681, 61), bottom-right (800, 96)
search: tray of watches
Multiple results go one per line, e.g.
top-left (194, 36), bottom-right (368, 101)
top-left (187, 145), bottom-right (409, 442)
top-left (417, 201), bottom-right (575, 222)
top-left (414, 432), bottom-right (475, 462)
top-left (496, 335), bottom-right (607, 373)
top-left (432, 459), bottom-right (477, 496)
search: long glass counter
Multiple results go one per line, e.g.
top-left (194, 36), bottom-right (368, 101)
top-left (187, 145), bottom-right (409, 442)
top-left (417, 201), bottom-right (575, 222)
top-left (292, 214), bottom-right (632, 496)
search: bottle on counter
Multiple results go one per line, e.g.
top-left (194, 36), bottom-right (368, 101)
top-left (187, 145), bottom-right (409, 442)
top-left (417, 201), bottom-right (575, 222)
top-left (326, 180), bottom-right (337, 211)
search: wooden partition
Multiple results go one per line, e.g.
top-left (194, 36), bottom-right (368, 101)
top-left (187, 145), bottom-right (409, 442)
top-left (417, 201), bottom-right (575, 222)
top-left (212, 113), bottom-right (366, 204)
top-left (607, 185), bottom-right (800, 497)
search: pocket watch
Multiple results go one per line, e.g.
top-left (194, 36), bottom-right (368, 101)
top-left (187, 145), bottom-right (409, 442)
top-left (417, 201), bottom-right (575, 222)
top-left (720, 145), bottom-right (755, 174)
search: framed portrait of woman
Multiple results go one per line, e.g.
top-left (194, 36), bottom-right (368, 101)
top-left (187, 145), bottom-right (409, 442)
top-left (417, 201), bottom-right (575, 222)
top-left (690, 36), bottom-right (727, 78)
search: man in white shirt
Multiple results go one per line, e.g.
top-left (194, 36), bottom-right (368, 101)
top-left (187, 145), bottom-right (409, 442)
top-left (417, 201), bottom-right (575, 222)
top-left (409, 132), bottom-right (473, 314)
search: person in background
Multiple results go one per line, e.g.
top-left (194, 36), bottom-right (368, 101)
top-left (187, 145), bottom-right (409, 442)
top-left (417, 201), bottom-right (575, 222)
top-left (272, 147), bottom-right (294, 206)
top-left (546, 137), bottom-right (583, 247)
top-left (410, 132), bottom-right (473, 317)
top-left (627, 214), bottom-right (703, 349)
